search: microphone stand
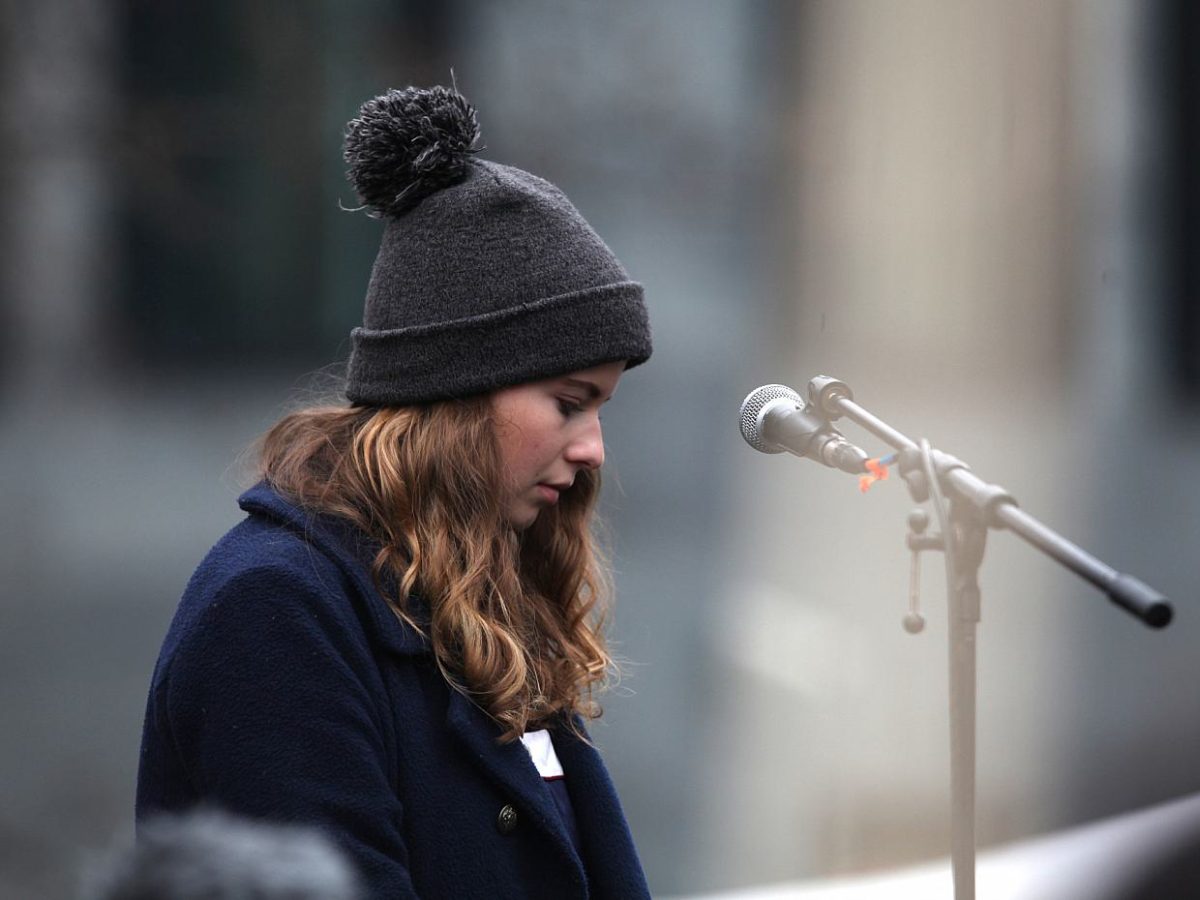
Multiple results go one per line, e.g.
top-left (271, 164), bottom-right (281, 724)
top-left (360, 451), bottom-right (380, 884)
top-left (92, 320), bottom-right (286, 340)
top-left (802, 376), bottom-right (1172, 900)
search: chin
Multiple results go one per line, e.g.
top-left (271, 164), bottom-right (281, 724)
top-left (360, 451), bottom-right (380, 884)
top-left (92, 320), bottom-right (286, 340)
top-left (507, 508), bottom-right (541, 531)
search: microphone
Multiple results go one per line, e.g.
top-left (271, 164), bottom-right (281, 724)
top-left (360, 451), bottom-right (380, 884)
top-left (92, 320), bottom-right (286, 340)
top-left (739, 384), bottom-right (869, 474)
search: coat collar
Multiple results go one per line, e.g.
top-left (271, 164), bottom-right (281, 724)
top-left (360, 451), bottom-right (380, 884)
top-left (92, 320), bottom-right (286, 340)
top-left (237, 481), bottom-right (429, 658)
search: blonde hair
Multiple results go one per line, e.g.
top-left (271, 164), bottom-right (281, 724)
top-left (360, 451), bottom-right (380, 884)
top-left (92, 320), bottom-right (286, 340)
top-left (256, 398), bottom-right (614, 741)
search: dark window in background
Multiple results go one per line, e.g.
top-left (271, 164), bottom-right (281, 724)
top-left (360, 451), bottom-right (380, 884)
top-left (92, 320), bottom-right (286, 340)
top-left (117, 0), bottom-right (459, 372)
top-left (1157, 0), bottom-right (1200, 402)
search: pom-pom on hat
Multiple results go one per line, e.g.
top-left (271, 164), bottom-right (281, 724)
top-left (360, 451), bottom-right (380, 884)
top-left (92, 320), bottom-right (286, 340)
top-left (343, 85), bottom-right (652, 406)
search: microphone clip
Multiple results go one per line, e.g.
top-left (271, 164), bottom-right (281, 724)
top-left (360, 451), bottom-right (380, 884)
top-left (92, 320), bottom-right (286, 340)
top-left (764, 401), bottom-right (868, 473)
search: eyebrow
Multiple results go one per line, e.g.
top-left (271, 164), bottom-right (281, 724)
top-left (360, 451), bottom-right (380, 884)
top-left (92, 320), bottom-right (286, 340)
top-left (562, 377), bottom-right (612, 402)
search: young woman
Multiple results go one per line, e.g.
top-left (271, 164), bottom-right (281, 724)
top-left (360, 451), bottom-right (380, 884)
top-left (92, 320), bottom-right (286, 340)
top-left (136, 85), bottom-right (653, 900)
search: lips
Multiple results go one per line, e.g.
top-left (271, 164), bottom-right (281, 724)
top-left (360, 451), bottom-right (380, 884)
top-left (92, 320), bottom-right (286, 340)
top-left (536, 482), bottom-right (571, 503)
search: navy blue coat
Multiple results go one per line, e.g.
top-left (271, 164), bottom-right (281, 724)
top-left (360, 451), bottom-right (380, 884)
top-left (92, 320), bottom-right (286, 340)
top-left (137, 483), bottom-right (651, 899)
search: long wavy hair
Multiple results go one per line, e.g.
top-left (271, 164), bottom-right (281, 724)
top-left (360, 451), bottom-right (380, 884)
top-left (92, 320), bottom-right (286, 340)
top-left (255, 397), bottom-right (614, 741)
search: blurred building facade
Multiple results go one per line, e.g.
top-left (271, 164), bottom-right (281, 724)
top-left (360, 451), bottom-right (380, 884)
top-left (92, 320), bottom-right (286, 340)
top-left (1, 2), bottom-right (1198, 898)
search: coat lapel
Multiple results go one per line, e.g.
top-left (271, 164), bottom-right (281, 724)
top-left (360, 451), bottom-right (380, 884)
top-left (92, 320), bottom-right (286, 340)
top-left (555, 720), bottom-right (652, 899)
top-left (445, 692), bottom-right (584, 875)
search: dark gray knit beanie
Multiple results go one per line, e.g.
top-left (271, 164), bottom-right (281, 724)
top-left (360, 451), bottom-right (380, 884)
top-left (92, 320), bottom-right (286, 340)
top-left (342, 86), bottom-right (652, 406)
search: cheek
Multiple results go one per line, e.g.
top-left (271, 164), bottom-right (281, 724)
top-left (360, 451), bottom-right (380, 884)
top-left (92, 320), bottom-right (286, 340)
top-left (491, 389), bottom-right (562, 482)
top-left (511, 428), bottom-right (560, 481)
top-left (497, 422), bottom-right (544, 479)
top-left (514, 431), bottom-right (552, 474)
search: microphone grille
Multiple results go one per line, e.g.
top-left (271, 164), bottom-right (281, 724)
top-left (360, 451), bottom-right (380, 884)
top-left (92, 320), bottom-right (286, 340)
top-left (739, 384), bottom-right (802, 453)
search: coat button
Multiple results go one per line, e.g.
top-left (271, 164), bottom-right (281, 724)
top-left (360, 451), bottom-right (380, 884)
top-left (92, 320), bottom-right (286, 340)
top-left (496, 804), bottom-right (519, 835)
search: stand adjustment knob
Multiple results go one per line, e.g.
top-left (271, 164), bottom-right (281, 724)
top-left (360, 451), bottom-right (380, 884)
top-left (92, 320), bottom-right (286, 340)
top-left (904, 507), bottom-right (929, 635)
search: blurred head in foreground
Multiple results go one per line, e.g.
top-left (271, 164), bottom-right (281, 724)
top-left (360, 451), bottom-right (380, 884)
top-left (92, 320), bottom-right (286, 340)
top-left (85, 811), bottom-right (360, 900)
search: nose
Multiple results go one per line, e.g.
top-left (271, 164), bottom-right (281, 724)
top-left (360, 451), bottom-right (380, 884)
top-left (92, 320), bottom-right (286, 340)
top-left (566, 416), bottom-right (605, 470)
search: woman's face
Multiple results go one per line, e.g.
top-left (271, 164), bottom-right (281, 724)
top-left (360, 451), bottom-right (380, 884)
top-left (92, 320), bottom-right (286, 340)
top-left (491, 360), bottom-right (625, 529)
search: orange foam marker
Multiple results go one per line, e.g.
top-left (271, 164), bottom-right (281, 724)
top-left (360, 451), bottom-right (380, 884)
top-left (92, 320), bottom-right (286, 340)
top-left (859, 457), bottom-right (890, 493)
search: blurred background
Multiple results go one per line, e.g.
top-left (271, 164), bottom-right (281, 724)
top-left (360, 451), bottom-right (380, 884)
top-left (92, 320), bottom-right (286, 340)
top-left (2, 0), bottom-right (1199, 897)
